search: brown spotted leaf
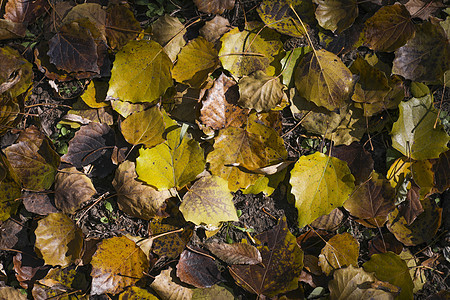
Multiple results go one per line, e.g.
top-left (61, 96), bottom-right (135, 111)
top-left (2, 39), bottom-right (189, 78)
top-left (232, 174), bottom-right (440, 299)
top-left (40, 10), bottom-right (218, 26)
top-left (206, 241), bottom-right (262, 265)
top-left (230, 217), bottom-right (303, 297)
top-left (54, 167), bottom-right (96, 214)
top-left (193, 0), bottom-right (235, 14)
top-left (200, 73), bottom-right (248, 130)
top-left (34, 213), bottom-right (83, 267)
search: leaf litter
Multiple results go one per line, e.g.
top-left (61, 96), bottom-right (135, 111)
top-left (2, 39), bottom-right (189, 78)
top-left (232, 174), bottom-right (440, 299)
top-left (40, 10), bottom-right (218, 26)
top-left (0, 0), bottom-right (449, 299)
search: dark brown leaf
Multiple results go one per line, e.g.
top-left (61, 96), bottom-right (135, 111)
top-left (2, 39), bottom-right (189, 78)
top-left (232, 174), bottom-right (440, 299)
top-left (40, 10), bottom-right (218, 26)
top-left (205, 241), bottom-right (262, 265)
top-left (433, 150), bottom-right (450, 193)
top-left (22, 192), bottom-right (59, 215)
top-left (176, 247), bottom-right (222, 288)
top-left (193, 0), bottom-right (235, 14)
top-left (4, 0), bottom-right (48, 24)
top-left (105, 4), bottom-right (141, 49)
top-left (368, 233), bottom-right (403, 256)
top-left (397, 180), bottom-right (424, 225)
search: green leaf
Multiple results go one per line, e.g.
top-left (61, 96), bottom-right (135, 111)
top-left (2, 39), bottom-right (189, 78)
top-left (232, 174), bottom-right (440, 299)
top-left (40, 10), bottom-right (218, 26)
top-left (294, 49), bottom-right (354, 111)
top-left (180, 176), bottom-right (238, 226)
top-left (363, 252), bottom-right (414, 300)
top-left (289, 152), bottom-right (355, 227)
top-left (172, 36), bottom-right (219, 88)
top-left (392, 20), bottom-right (449, 82)
top-left (280, 47), bottom-right (312, 87)
top-left (136, 127), bottom-right (205, 190)
top-left (107, 40), bottom-right (173, 103)
top-left (313, 0), bottom-right (358, 34)
top-left (257, 0), bottom-right (315, 38)
top-left (238, 70), bottom-right (285, 112)
top-left (219, 22), bottom-right (283, 79)
top-left (390, 95), bottom-right (450, 160)
top-left (120, 106), bottom-right (165, 148)
top-left (362, 4), bottom-right (415, 52)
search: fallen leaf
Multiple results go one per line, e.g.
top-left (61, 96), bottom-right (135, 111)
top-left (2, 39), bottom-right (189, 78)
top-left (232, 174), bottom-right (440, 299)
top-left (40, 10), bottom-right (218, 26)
top-left (105, 4), bottom-right (141, 49)
top-left (0, 46), bottom-right (33, 97)
top-left (176, 247), bottom-right (222, 288)
top-left (294, 49), bottom-right (354, 111)
top-left (397, 181), bottom-right (423, 225)
top-left (192, 284), bottom-right (235, 299)
top-left (290, 152), bottom-right (355, 228)
top-left (151, 14), bottom-right (186, 61)
top-left (199, 16), bottom-right (230, 43)
top-left (13, 252), bottom-right (45, 290)
top-left (0, 19), bottom-right (26, 40)
top-left (311, 208), bottom-right (344, 231)
top-left (0, 93), bottom-right (20, 135)
top-left (362, 4), bottom-right (415, 52)
top-left (0, 154), bottom-right (21, 221)
top-left (120, 106), bottom-right (165, 148)
top-left (280, 47), bottom-right (313, 87)
top-left (368, 233), bottom-right (404, 256)
top-left (390, 95), bottom-right (450, 160)
top-left (329, 265), bottom-right (395, 300)
top-left (313, 0), bottom-right (358, 33)
top-left (150, 267), bottom-right (194, 300)
top-left (107, 40), bottom-right (173, 103)
top-left (111, 99), bottom-right (151, 118)
top-left (404, 0), bottom-right (444, 20)
top-left (180, 176), bottom-right (238, 226)
top-left (258, 0), bottom-right (315, 38)
top-left (22, 192), bottom-right (59, 215)
top-left (238, 70), bottom-right (285, 112)
top-left (399, 249), bottom-right (427, 293)
top-left (62, 3), bottom-right (106, 41)
top-left (113, 160), bottom-right (171, 220)
top-left (118, 286), bottom-right (158, 300)
top-left (206, 241), bottom-right (262, 265)
top-left (433, 150), bottom-right (450, 193)
top-left (172, 36), bottom-right (218, 88)
top-left (80, 79), bottom-right (109, 108)
top-left (318, 232), bottom-right (359, 275)
top-left (230, 217), bottom-right (304, 297)
top-left (219, 22), bottom-right (283, 79)
top-left (193, 0), bottom-right (235, 14)
top-left (54, 167), bottom-right (97, 214)
top-left (4, 0), bottom-right (47, 24)
top-left (393, 20), bottom-right (449, 82)
top-left (0, 287), bottom-right (27, 300)
top-left (363, 252), bottom-right (413, 300)
top-left (34, 213), bottom-right (84, 267)
top-left (90, 236), bottom-right (149, 295)
top-left (136, 127), bottom-right (205, 190)
top-left (199, 73), bottom-right (248, 130)
top-left (0, 219), bottom-right (24, 249)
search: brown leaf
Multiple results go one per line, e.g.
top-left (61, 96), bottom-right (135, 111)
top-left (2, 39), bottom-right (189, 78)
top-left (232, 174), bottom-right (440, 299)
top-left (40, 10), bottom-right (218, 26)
top-left (311, 208), bottom-right (344, 231)
top-left (150, 267), bottom-right (194, 300)
top-left (368, 233), bottom-right (403, 256)
top-left (205, 241), bottom-right (262, 265)
top-left (47, 21), bottom-right (99, 73)
top-left (433, 150), bottom-right (450, 193)
top-left (54, 167), bottom-right (97, 214)
top-left (194, 0), bottom-right (235, 14)
top-left (13, 252), bottom-right (46, 289)
top-left (4, 0), bottom-right (47, 24)
top-left (330, 142), bottom-right (374, 184)
top-left (199, 16), bottom-right (231, 43)
top-left (0, 19), bottom-right (26, 39)
top-left (318, 232), bottom-right (360, 275)
top-left (0, 218), bottom-right (25, 250)
top-left (105, 4), bottom-right (141, 50)
top-left (176, 247), bottom-right (222, 288)
top-left (200, 73), bottom-right (248, 130)
top-left (404, 0), bottom-right (444, 20)
top-left (22, 192), bottom-right (59, 215)
top-left (397, 181), bottom-right (424, 225)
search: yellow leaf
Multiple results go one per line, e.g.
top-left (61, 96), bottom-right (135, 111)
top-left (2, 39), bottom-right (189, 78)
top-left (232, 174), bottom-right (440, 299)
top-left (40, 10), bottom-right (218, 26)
top-left (151, 14), bottom-right (186, 61)
top-left (318, 232), bottom-right (359, 275)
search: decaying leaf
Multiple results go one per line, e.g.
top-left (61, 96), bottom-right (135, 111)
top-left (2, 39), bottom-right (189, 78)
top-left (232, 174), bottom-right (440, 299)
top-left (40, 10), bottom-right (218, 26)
top-left (118, 287), bottom-right (158, 300)
top-left (206, 241), bottom-right (262, 265)
top-left (199, 16), bottom-right (230, 43)
top-left (192, 284), bottom-right (235, 299)
top-left (90, 236), bottom-right (149, 295)
top-left (313, 0), bottom-right (358, 33)
top-left (433, 150), bottom-right (450, 193)
top-left (34, 213), bottom-right (83, 267)
top-left (151, 14), bottom-right (186, 62)
top-left (107, 40), bottom-right (173, 103)
top-left (393, 20), bottom-right (449, 82)
top-left (0, 154), bottom-right (21, 221)
top-left (318, 232), bottom-right (359, 275)
top-left (0, 46), bottom-right (33, 97)
top-left (54, 167), bottom-right (96, 214)
top-left (105, 4), bottom-right (141, 49)
top-left (290, 152), bottom-right (355, 228)
top-left (176, 247), bottom-right (222, 288)
top-left (294, 49), bottom-right (355, 111)
top-left (113, 160), bottom-right (171, 220)
top-left (219, 22), bottom-right (283, 79)
top-left (230, 217), bottom-right (303, 297)
top-left (150, 267), bottom-right (194, 300)
top-left (362, 4), bottom-right (415, 52)
top-left (238, 70), bottom-right (285, 112)
top-left (180, 176), bottom-right (238, 226)
top-left (0, 287), bottom-right (27, 300)
top-left (193, 0), bottom-right (235, 14)
top-left (363, 252), bottom-right (414, 300)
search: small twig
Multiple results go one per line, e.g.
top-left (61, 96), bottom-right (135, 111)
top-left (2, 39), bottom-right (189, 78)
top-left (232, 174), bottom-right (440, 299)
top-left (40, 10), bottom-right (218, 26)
top-left (76, 192), bottom-right (110, 226)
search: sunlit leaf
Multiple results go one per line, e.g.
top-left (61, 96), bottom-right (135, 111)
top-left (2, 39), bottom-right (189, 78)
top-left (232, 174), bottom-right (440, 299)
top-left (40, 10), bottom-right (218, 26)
top-left (64, 99), bottom-right (114, 126)
top-left (172, 36), bottom-right (218, 88)
top-left (113, 160), bottom-right (171, 220)
top-left (387, 197), bottom-right (442, 246)
top-left (206, 241), bottom-right (262, 265)
top-left (363, 252), bottom-right (413, 300)
top-left (230, 217), bottom-right (303, 297)
top-left (151, 14), bottom-right (186, 62)
top-left (105, 4), bottom-right (141, 49)
top-left (176, 247), bottom-right (222, 288)
top-left (238, 70), bottom-right (285, 112)
top-left (290, 152), bottom-right (355, 228)
top-left (193, 0), bottom-right (235, 14)
top-left (392, 20), bottom-right (449, 82)
top-left (219, 22), bottom-right (283, 79)
top-left (399, 249), bottom-right (427, 293)
top-left (0, 46), bottom-right (33, 97)
top-left (150, 267), bottom-right (194, 300)
top-left (318, 232), bottom-right (359, 275)
top-left (34, 213), bottom-right (83, 267)
top-left (136, 127), bottom-right (205, 190)
top-left (390, 95), bottom-right (450, 160)
top-left (118, 286), bottom-right (158, 300)
top-left (207, 114), bottom-right (288, 191)
top-left (257, 0), bottom-right (315, 38)
top-left (313, 0), bottom-right (358, 33)
top-left (294, 49), bottom-right (354, 111)
top-left (329, 265), bottom-right (395, 300)
top-left (107, 40), bottom-right (173, 103)
top-left (120, 106), bottom-right (165, 148)
top-left (90, 236), bottom-right (149, 295)
top-left (5, 127), bottom-right (60, 191)
top-left (81, 79), bottom-right (109, 108)
top-left (111, 99), bottom-right (151, 118)
top-left (180, 176), bottom-right (238, 226)
top-left (362, 4), bottom-right (415, 52)
top-left (55, 167), bottom-right (96, 214)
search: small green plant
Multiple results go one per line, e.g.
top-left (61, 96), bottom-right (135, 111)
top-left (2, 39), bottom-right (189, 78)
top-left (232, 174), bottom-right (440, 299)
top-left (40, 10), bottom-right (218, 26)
top-left (136, 0), bottom-right (184, 20)
top-left (223, 209), bottom-right (255, 244)
top-left (52, 123), bottom-right (76, 155)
